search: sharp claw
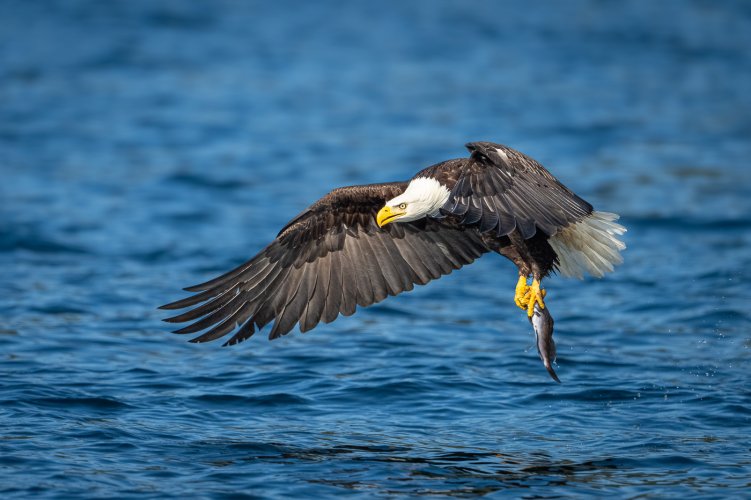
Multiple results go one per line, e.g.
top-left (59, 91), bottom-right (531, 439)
top-left (514, 275), bottom-right (530, 310)
top-left (525, 280), bottom-right (546, 317)
top-left (514, 276), bottom-right (546, 315)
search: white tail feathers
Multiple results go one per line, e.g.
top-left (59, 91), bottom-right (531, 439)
top-left (548, 211), bottom-right (626, 279)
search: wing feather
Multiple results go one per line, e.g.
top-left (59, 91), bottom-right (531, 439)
top-left (189, 297), bottom-right (249, 343)
top-left (322, 250), bottom-right (343, 324)
top-left (368, 234), bottom-right (408, 295)
top-left (163, 283), bottom-right (242, 323)
top-left (338, 240), bottom-right (358, 317)
top-left (300, 253), bottom-right (329, 332)
top-left (390, 236), bottom-right (431, 285)
top-left (441, 143), bottom-right (593, 239)
top-left (161, 182), bottom-right (489, 344)
top-left (348, 235), bottom-right (375, 307)
top-left (378, 234), bottom-right (418, 290)
top-left (354, 234), bottom-right (388, 303)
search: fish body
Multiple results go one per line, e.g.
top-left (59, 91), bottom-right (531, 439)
top-left (529, 304), bottom-right (560, 383)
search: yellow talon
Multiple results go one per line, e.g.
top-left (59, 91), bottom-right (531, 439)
top-left (514, 275), bottom-right (530, 310)
top-left (524, 279), bottom-right (546, 317)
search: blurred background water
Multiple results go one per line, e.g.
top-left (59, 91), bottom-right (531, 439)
top-left (1, 0), bottom-right (750, 497)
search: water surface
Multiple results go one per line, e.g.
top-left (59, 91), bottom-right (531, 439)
top-left (1, 0), bottom-right (750, 497)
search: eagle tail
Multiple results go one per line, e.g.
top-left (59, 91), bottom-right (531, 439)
top-left (548, 211), bottom-right (627, 279)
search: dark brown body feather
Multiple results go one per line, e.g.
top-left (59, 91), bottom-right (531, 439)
top-left (161, 142), bottom-right (593, 344)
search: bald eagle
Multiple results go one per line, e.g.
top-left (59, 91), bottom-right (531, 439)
top-left (161, 142), bottom-right (625, 351)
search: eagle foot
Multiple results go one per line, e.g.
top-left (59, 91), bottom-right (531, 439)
top-left (523, 280), bottom-right (546, 317)
top-left (514, 275), bottom-right (531, 310)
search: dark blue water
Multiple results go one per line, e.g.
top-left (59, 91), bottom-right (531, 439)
top-left (2, 0), bottom-right (750, 497)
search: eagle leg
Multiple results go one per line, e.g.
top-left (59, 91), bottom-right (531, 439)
top-left (523, 279), bottom-right (546, 317)
top-left (514, 274), bottom-right (531, 309)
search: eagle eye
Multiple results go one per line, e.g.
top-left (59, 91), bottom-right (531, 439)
top-left (398, 203), bottom-right (407, 210)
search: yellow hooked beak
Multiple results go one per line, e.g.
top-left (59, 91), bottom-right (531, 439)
top-left (376, 205), bottom-right (406, 227)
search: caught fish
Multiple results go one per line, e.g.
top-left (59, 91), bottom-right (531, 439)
top-left (528, 303), bottom-right (560, 383)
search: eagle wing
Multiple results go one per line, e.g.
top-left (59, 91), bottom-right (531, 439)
top-left (160, 182), bottom-right (489, 345)
top-left (441, 143), bottom-right (593, 239)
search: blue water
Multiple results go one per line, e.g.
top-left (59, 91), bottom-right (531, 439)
top-left (2, 0), bottom-right (750, 497)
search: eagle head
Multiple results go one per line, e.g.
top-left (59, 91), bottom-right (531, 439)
top-left (377, 177), bottom-right (450, 227)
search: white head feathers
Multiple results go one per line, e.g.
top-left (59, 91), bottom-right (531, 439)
top-left (385, 177), bottom-right (451, 222)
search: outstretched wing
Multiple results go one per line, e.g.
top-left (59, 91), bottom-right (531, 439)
top-left (441, 142), bottom-right (593, 239)
top-left (160, 182), bottom-right (489, 345)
